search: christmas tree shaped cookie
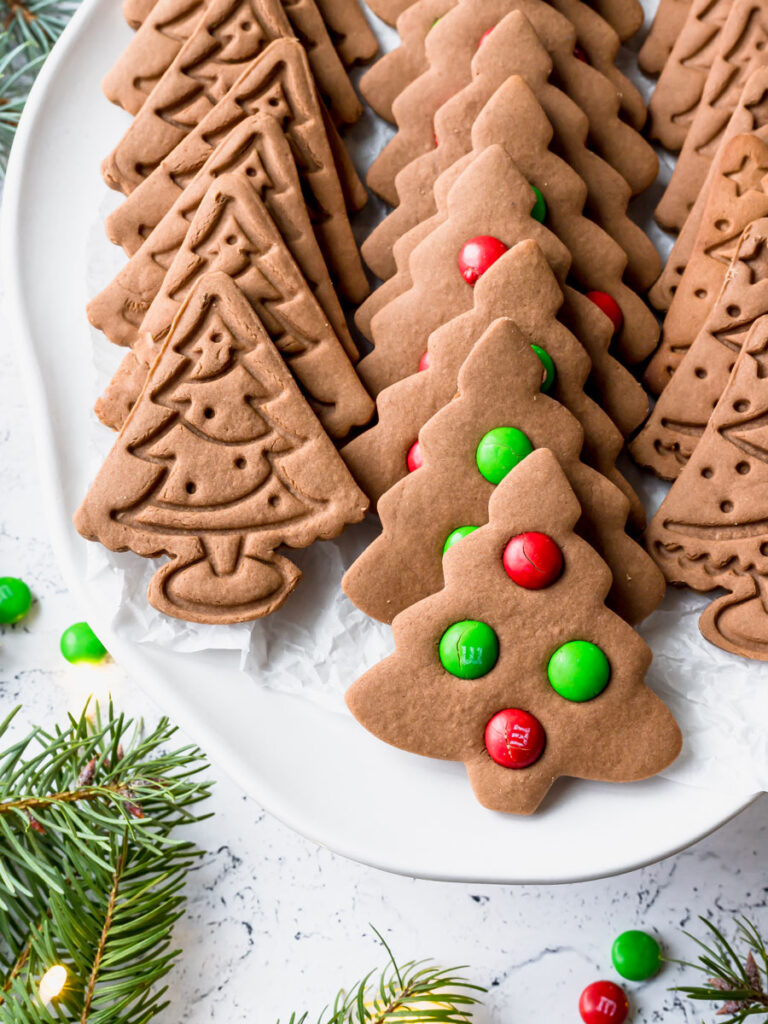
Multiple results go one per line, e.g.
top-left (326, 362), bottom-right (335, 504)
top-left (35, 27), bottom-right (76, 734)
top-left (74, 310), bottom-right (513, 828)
top-left (91, 114), bottom-right (356, 361)
top-left (644, 133), bottom-right (768, 395)
top-left (639, 0), bottom-right (692, 75)
top-left (97, 170), bottom-right (373, 440)
top-left (651, 67), bottom-right (768, 313)
top-left (346, 447), bottom-right (681, 815)
top-left (343, 318), bottom-right (664, 626)
top-left (104, 38), bottom-right (368, 302)
top-left (76, 273), bottom-right (369, 624)
top-left (363, 10), bottom-right (659, 292)
top-left (655, 0), bottom-right (768, 232)
top-left (366, 0), bottom-right (656, 205)
top-left (645, 313), bottom-right (768, 660)
top-left (632, 218), bottom-right (768, 479)
top-left (342, 240), bottom-right (645, 526)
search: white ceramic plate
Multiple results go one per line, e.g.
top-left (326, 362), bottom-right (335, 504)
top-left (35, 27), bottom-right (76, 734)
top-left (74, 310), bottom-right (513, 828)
top-left (2, 0), bottom-right (759, 883)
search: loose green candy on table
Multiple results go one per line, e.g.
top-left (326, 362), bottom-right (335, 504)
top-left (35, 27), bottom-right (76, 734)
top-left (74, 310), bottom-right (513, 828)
top-left (530, 344), bottom-right (556, 393)
top-left (60, 622), bottom-right (107, 664)
top-left (611, 929), bottom-right (661, 981)
top-left (0, 577), bottom-right (32, 624)
top-left (547, 640), bottom-right (610, 702)
top-left (443, 525), bottom-right (479, 555)
top-left (475, 427), bottom-right (534, 484)
top-left (439, 620), bottom-right (499, 679)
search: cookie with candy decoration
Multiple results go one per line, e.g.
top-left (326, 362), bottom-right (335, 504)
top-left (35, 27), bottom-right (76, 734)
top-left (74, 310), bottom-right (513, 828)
top-left (343, 318), bottom-right (663, 626)
top-left (645, 313), bottom-right (768, 661)
top-left (362, 10), bottom-right (659, 291)
top-left (345, 443), bottom-right (680, 815)
top-left (90, 114), bottom-right (357, 363)
top-left (75, 273), bottom-right (369, 625)
top-left (644, 133), bottom-right (768, 395)
top-left (364, 0), bottom-right (655, 205)
top-left (342, 239), bottom-right (646, 526)
top-left (103, 38), bottom-right (368, 302)
top-left (655, 0), bottom-right (768, 233)
top-left (639, 0), bottom-right (693, 75)
top-left (96, 169), bottom-right (374, 440)
top-left (632, 218), bottom-right (768, 480)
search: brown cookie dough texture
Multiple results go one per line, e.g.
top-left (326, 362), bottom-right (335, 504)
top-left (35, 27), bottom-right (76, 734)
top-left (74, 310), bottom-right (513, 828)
top-left (75, 273), bottom-right (369, 625)
top-left (346, 445), bottom-right (681, 816)
top-left (644, 133), bottom-right (768, 395)
top-left (342, 239), bottom-right (645, 526)
top-left (96, 170), bottom-right (374, 440)
top-left (647, 0), bottom-right (735, 151)
top-left (632, 218), bottom-right (768, 480)
top-left (655, 0), bottom-right (768, 233)
top-left (639, 0), bottom-right (693, 75)
top-left (645, 313), bottom-right (768, 661)
top-left (104, 39), bottom-right (369, 302)
top-left (362, 11), bottom-right (660, 293)
top-left (364, 0), bottom-right (656, 206)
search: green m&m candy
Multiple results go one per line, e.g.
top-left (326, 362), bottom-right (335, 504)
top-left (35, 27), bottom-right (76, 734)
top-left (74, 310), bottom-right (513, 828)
top-left (547, 640), bottom-right (610, 701)
top-left (439, 620), bottom-right (498, 679)
top-left (611, 930), bottom-right (661, 981)
top-left (0, 577), bottom-right (32, 624)
top-left (443, 525), bottom-right (479, 555)
top-left (475, 427), bottom-right (534, 484)
top-left (530, 185), bottom-right (547, 222)
top-left (60, 622), bottom-right (107, 665)
top-left (531, 344), bottom-right (556, 393)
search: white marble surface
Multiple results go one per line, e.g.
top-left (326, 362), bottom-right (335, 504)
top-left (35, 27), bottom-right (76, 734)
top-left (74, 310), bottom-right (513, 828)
top-left (2, 314), bottom-right (768, 1023)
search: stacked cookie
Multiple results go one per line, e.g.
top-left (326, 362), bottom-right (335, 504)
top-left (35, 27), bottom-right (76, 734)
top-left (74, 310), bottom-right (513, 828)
top-left (339, 0), bottom-right (683, 812)
top-left (75, 0), bottom-right (378, 624)
top-left (633, 0), bottom-right (768, 661)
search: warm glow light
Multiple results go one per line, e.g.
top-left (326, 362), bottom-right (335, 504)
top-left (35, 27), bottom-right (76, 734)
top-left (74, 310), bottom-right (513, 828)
top-left (39, 964), bottom-right (67, 1004)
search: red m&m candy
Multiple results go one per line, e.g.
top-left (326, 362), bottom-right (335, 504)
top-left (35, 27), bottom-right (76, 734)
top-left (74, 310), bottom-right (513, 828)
top-left (418, 350), bottom-right (431, 372)
top-left (407, 441), bottom-right (423, 472)
top-left (502, 532), bottom-right (563, 589)
top-left (478, 26), bottom-right (494, 47)
top-left (574, 43), bottom-right (589, 63)
top-left (586, 291), bottom-right (623, 334)
top-left (458, 236), bottom-right (508, 285)
top-left (579, 981), bottom-right (629, 1024)
top-left (484, 708), bottom-right (545, 768)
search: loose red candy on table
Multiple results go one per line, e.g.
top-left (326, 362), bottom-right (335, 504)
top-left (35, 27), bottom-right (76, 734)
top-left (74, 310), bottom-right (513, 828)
top-left (458, 236), bottom-right (509, 286)
top-left (484, 708), bottom-right (546, 768)
top-left (407, 441), bottom-right (423, 473)
top-left (579, 981), bottom-right (629, 1024)
top-left (418, 350), bottom-right (431, 372)
top-left (502, 532), bottom-right (563, 589)
top-left (586, 291), bottom-right (623, 334)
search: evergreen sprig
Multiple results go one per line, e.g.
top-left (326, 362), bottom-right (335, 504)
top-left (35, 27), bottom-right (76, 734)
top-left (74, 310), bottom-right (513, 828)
top-left (0, 0), bottom-right (80, 173)
top-left (0, 702), bottom-right (212, 1023)
top-left (675, 917), bottom-right (768, 1022)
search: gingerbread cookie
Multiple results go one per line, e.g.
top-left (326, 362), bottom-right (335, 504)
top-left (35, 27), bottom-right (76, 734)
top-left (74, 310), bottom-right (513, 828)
top-left (76, 272), bottom-right (369, 625)
top-left (654, 0), bottom-right (768, 232)
top-left (313, 0), bottom-right (378, 66)
top-left (363, 11), bottom-right (660, 292)
top-left (346, 446), bottom-right (681, 816)
top-left (342, 240), bottom-right (645, 525)
top-left (645, 313), bottom-right (768, 660)
top-left (639, 0), bottom-right (693, 75)
top-left (651, 68), bottom-right (768, 312)
top-left (632, 218), bottom-right (768, 479)
top-left (96, 170), bottom-right (374, 440)
top-left (588, 0), bottom-right (644, 42)
top-left (90, 115), bottom-right (356, 363)
top-left (647, 0), bottom-right (735, 151)
top-left (104, 39), bottom-right (368, 302)
top-left (645, 133), bottom-right (768, 395)
top-left (343, 317), bottom-right (664, 627)
top-left (366, 0), bottom-right (656, 205)
top-left (123, 0), bottom-right (156, 27)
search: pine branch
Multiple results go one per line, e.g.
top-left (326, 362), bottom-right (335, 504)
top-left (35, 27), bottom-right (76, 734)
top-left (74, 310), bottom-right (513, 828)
top-left (674, 917), bottom-right (768, 1022)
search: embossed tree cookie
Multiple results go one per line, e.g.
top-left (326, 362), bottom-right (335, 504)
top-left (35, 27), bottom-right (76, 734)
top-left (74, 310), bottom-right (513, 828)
top-left (344, 318), bottom-right (664, 627)
top-left (97, 170), bottom-right (374, 440)
top-left (645, 133), bottom-right (768, 395)
top-left (362, 11), bottom-right (659, 292)
top-left (103, 38), bottom-right (368, 302)
top-left (346, 446), bottom-right (681, 815)
top-left (632, 218), bottom-right (768, 479)
top-left (639, 0), bottom-right (693, 75)
top-left (75, 273), bottom-right (369, 625)
top-left (645, 314), bottom-right (768, 660)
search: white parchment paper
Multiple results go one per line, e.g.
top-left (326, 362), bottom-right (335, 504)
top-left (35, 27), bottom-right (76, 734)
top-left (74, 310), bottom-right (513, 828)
top-left (84, 3), bottom-right (768, 794)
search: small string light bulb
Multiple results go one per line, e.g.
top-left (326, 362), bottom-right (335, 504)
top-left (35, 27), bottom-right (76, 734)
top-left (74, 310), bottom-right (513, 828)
top-left (39, 964), bottom-right (67, 1005)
